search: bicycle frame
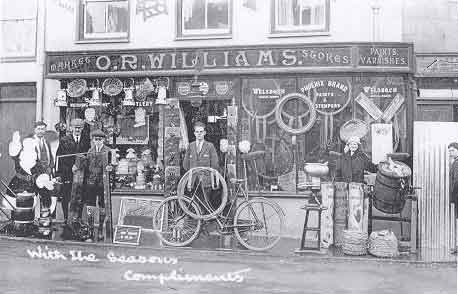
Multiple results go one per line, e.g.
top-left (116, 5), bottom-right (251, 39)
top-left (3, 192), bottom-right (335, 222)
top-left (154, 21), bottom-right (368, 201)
top-left (212, 181), bottom-right (262, 232)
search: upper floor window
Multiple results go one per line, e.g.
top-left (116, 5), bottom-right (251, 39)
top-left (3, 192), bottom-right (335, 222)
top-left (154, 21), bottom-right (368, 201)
top-left (177, 0), bottom-right (232, 39)
top-left (271, 0), bottom-right (329, 35)
top-left (0, 0), bottom-right (37, 61)
top-left (78, 0), bottom-right (129, 42)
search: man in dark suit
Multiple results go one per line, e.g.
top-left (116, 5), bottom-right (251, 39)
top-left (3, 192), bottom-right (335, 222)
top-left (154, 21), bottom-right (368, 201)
top-left (183, 122), bottom-right (220, 213)
top-left (55, 118), bottom-right (90, 224)
top-left (183, 121), bottom-right (219, 172)
top-left (32, 121), bottom-right (55, 211)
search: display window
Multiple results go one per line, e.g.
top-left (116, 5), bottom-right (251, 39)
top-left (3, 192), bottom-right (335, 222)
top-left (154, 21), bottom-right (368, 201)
top-left (238, 75), bottom-right (408, 194)
top-left (57, 77), bottom-right (164, 193)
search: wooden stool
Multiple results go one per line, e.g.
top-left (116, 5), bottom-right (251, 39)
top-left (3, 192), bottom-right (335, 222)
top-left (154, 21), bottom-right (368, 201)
top-left (296, 202), bottom-right (327, 252)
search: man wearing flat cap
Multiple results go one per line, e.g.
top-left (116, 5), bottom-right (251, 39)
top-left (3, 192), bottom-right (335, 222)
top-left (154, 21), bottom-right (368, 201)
top-left (336, 136), bottom-right (377, 183)
top-left (55, 118), bottom-right (91, 225)
top-left (75, 129), bottom-right (111, 241)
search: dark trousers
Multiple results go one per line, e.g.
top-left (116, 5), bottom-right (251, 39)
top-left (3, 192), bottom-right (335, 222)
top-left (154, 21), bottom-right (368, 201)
top-left (85, 183), bottom-right (105, 208)
top-left (61, 182), bottom-right (72, 221)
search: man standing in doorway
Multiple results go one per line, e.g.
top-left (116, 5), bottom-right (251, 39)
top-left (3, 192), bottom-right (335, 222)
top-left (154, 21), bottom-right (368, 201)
top-left (448, 142), bottom-right (458, 254)
top-left (183, 121), bottom-right (220, 213)
top-left (183, 121), bottom-right (219, 172)
top-left (55, 118), bottom-right (90, 225)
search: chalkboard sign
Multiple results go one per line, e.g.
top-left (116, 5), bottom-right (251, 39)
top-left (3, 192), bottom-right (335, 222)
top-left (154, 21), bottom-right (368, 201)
top-left (117, 197), bottom-right (163, 231)
top-left (113, 225), bottom-right (142, 245)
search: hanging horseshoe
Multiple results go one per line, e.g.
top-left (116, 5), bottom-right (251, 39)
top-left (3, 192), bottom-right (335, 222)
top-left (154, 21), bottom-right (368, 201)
top-left (275, 93), bottom-right (317, 135)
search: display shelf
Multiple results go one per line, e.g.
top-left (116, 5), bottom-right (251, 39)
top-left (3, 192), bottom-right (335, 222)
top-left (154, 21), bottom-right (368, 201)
top-left (112, 189), bottom-right (164, 196)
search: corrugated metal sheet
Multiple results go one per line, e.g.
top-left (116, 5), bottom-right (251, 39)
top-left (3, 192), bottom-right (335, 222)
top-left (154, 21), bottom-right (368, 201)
top-left (413, 122), bottom-right (457, 262)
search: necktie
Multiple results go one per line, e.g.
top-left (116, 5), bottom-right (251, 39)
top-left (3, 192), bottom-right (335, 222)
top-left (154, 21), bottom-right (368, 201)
top-left (197, 141), bottom-right (202, 153)
top-left (40, 138), bottom-right (49, 164)
top-left (75, 136), bottom-right (79, 144)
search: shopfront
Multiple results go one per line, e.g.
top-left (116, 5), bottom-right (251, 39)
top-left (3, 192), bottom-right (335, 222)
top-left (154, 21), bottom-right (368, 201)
top-left (45, 42), bottom-right (416, 241)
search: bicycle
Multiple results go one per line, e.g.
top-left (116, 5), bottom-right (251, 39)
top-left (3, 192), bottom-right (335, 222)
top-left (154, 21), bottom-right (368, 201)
top-left (154, 167), bottom-right (285, 251)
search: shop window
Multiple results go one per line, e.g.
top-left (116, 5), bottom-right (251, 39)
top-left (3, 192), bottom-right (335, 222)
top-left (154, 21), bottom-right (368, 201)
top-left (59, 77), bottom-right (164, 192)
top-left (0, 0), bottom-right (37, 61)
top-left (271, 0), bottom-right (329, 35)
top-left (177, 0), bottom-right (232, 39)
top-left (240, 78), bottom-right (299, 193)
top-left (78, 0), bottom-right (129, 42)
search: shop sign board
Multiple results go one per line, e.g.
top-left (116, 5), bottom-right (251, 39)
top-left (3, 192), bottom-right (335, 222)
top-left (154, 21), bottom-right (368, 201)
top-left (353, 76), bottom-right (406, 122)
top-left (416, 55), bottom-right (458, 76)
top-left (358, 46), bottom-right (410, 67)
top-left (113, 225), bottom-right (142, 246)
top-left (175, 80), bottom-right (234, 98)
top-left (299, 78), bottom-right (351, 115)
top-left (46, 43), bottom-right (413, 77)
top-left (242, 78), bottom-right (295, 119)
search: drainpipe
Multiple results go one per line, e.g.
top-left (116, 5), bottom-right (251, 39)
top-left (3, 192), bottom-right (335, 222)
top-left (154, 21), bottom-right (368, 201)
top-left (371, 0), bottom-right (381, 42)
top-left (37, 0), bottom-right (47, 122)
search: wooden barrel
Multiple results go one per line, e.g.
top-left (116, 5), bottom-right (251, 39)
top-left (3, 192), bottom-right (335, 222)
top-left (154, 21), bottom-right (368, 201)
top-left (373, 172), bottom-right (406, 214)
top-left (334, 182), bottom-right (348, 245)
top-left (13, 191), bottom-right (35, 224)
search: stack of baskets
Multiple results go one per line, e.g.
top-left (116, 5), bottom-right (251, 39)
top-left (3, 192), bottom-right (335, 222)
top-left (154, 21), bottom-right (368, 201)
top-left (368, 230), bottom-right (399, 258)
top-left (342, 230), bottom-right (368, 256)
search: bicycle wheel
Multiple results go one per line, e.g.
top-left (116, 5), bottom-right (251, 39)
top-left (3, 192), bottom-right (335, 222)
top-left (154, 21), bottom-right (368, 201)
top-left (154, 196), bottom-right (202, 247)
top-left (234, 198), bottom-right (284, 251)
top-left (177, 167), bottom-right (228, 220)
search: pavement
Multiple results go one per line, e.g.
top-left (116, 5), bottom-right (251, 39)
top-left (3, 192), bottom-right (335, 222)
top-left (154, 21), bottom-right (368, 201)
top-left (0, 236), bottom-right (456, 294)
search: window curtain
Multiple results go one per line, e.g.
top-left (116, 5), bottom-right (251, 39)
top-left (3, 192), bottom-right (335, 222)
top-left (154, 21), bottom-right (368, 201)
top-left (107, 4), bottom-right (128, 33)
top-left (277, 0), bottom-right (294, 25)
top-left (182, 0), bottom-right (194, 21)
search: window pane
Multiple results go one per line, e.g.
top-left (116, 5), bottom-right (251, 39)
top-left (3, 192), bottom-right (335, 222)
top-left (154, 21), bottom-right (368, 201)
top-left (277, 0), bottom-right (294, 25)
top-left (314, 5), bottom-right (324, 25)
top-left (85, 2), bottom-right (107, 33)
top-left (208, 0), bottom-right (228, 29)
top-left (0, 0), bottom-right (37, 19)
top-left (0, 19), bottom-right (36, 57)
top-left (275, 0), bottom-right (327, 31)
top-left (300, 7), bottom-right (311, 25)
top-left (183, 0), bottom-right (206, 30)
top-left (107, 2), bottom-right (128, 33)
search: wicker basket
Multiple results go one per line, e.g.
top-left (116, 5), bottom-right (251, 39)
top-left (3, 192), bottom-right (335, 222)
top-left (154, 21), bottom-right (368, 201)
top-left (342, 230), bottom-right (368, 256)
top-left (368, 230), bottom-right (399, 258)
top-left (339, 119), bottom-right (369, 143)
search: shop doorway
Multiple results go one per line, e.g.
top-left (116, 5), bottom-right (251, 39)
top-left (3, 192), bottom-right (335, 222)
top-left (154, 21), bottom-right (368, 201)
top-left (0, 83), bottom-right (37, 191)
top-left (180, 99), bottom-right (230, 171)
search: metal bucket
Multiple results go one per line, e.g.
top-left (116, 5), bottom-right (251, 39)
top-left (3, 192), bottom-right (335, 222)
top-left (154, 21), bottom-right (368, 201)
top-left (13, 191), bottom-right (35, 224)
